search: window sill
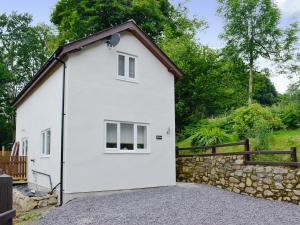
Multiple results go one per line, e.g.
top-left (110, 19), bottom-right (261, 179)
top-left (116, 77), bottom-right (139, 84)
top-left (104, 149), bottom-right (150, 154)
top-left (40, 155), bottom-right (50, 158)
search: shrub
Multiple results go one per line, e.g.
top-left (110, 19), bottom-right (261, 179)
top-left (251, 119), bottom-right (272, 150)
top-left (191, 127), bottom-right (232, 146)
top-left (231, 103), bottom-right (281, 139)
top-left (271, 104), bottom-right (300, 129)
top-left (205, 116), bottom-right (234, 133)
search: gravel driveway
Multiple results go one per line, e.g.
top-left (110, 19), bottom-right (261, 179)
top-left (39, 183), bottom-right (300, 225)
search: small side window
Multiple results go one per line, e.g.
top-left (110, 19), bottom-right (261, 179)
top-left (22, 138), bottom-right (28, 156)
top-left (41, 129), bottom-right (51, 156)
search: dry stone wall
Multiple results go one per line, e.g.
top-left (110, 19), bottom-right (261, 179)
top-left (176, 155), bottom-right (300, 205)
top-left (13, 189), bottom-right (58, 212)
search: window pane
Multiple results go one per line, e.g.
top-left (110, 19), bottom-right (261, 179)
top-left (25, 140), bottom-right (28, 156)
top-left (118, 55), bottom-right (125, 76)
top-left (22, 141), bottom-right (25, 156)
top-left (46, 130), bottom-right (51, 155)
top-left (120, 123), bottom-right (134, 150)
top-left (106, 123), bottom-right (117, 148)
top-left (137, 126), bottom-right (147, 149)
top-left (42, 133), bottom-right (45, 154)
top-left (129, 57), bottom-right (135, 78)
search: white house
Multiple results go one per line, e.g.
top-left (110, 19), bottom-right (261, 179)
top-left (13, 21), bottom-right (183, 204)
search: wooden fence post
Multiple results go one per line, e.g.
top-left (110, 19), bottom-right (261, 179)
top-left (212, 146), bottom-right (216, 154)
top-left (1, 146), bottom-right (4, 157)
top-left (244, 139), bottom-right (250, 162)
top-left (291, 147), bottom-right (297, 162)
top-left (0, 174), bottom-right (16, 225)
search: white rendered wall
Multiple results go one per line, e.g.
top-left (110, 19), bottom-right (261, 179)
top-left (64, 31), bottom-right (176, 193)
top-left (15, 67), bottom-right (63, 190)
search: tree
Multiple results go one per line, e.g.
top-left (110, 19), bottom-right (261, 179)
top-left (253, 71), bottom-right (278, 105)
top-left (51, 0), bottom-right (175, 43)
top-left (0, 12), bottom-right (57, 143)
top-left (0, 12), bottom-right (58, 94)
top-left (217, 0), bottom-right (298, 104)
top-left (0, 61), bottom-right (14, 147)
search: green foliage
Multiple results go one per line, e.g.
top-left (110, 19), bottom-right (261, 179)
top-left (0, 13), bottom-right (57, 88)
top-left (231, 103), bottom-right (281, 139)
top-left (251, 118), bottom-right (272, 150)
top-left (217, 0), bottom-right (299, 103)
top-left (0, 62), bottom-right (13, 147)
top-left (191, 127), bottom-right (232, 146)
top-left (51, 0), bottom-right (175, 43)
top-left (271, 104), bottom-right (300, 129)
top-left (0, 12), bottom-right (56, 144)
top-left (271, 83), bottom-right (300, 129)
top-left (253, 72), bottom-right (278, 105)
top-left (177, 115), bottom-right (235, 141)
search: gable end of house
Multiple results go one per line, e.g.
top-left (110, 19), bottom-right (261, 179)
top-left (12, 20), bottom-right (184, 107)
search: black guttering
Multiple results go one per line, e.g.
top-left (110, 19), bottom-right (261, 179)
top-left (53, 56), bottom-right (66, 206)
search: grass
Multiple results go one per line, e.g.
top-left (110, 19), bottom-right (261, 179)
top-left (14, 206), bottom-right (54, 225)
top-left (14, 211), bottom-right (42, 225)
top-left (177, 129), bottom-right (300, 162)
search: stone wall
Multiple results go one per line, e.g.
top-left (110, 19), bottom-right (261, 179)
top-left (177, 155), bottom-right (300, 205)
top-left (13, 189), bottom-right (58, 212)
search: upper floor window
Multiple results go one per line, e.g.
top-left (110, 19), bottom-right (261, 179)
top-left (118, 53), bottom-right (136, 81)
top-left (41, 129), bottom-right (51, 156)
top-left (21, 138), bottom-right (28, 156)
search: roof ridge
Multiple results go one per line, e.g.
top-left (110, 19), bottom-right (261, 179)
top-left (13, 21), bottom-right (183, 107)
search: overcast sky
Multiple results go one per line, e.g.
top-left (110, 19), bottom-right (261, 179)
top-left (1, 0), bottom-right (299, 93)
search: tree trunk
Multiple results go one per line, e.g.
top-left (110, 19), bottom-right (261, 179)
top-left (248, 60), bottom-right (253, 105)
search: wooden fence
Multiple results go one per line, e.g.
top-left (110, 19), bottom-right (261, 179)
top-left (0, 175), bottom-right (16, 225)
top-left (0, 156), bottom-right (27, 180)
top-left (1, 146), bottom-right (11, 157)
top-left (176, 139), bottom-right (299, 167)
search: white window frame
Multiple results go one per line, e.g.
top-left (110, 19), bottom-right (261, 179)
top-left (104, 120), bottom-right (150, 154)
top-left (117, 52), bottom-right (138, 82)
top-left (21, 137), bottom-right (28, 156)
top-left (41, 129), bottom-right (51, 157)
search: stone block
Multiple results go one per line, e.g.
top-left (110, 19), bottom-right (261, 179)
top-left (229, 177), bottom-right (240, 183)
top-left (274, 175), bottom-right (283, 182)
top-left (273, 168), bottom-right (288, 174)
top-left (246, 178), bottom-right (252, 187)
top-left (274, 183), bottom-right (284, 190)
top-left (293, 190), bottom-right (300, 196)
top-left (264, 190), bottom-right (274, 197)
top-left (245, 187), bottom-right (256, 194)
top-left (263, 177), bottom-right (272, 185)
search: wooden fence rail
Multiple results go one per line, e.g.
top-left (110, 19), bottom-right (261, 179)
top-left (0, 156), bottom-right (27, 180)
top-left (0, 175), bottom-right (16, 225)
top-left (176, 139), bottom-right (299, 167)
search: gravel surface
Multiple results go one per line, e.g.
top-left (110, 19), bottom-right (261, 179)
top-left (39, 183), bottom-right (300, 225)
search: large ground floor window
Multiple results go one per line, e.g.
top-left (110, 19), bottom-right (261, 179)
top-left (105, 120), bottom-right (149, 153)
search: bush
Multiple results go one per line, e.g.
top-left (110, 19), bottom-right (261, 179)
top-left (191, 127), bottom-right (232, 146)
top-left (179, 116), bottom-right (234, 138)
top-left (271, 104), bottom-right (300, 129)
top-left (231, 103), bottom-right (281, 139)
top-left (251, 119), bottom-right (272, 150)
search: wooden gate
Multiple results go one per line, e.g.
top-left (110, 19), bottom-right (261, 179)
top-left (0, 175), bottom-right (16, 225)
top-left (0, 156), bottom-right (27, 181)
